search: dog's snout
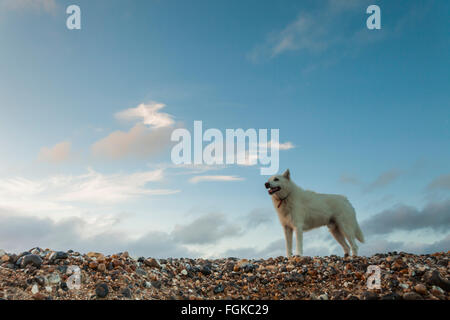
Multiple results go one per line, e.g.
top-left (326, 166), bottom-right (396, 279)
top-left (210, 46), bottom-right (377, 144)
top-left (265, 182), bottom-right (270, 189)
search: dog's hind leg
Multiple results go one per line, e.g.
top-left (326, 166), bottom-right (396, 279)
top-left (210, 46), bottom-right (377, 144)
top-left (339, 225), bottom-right (359, 256)
top-left (328, 223), bottom-right (350, 256)
top-left (283, 226), bottom-right (293, 257)
top-left (329, 227), bottom-right (350, 255)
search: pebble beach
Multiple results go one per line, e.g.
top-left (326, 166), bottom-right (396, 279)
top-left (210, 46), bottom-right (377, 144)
top-left (0, 248), bottom-right (448, 300)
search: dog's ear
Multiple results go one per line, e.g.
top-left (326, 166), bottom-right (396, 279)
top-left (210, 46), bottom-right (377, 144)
top-left (283, 169), bottom-right (290, 180)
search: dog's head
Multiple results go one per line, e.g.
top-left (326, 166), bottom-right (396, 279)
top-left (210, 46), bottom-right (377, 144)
top-left (265, 169), bottom-right (291, 197)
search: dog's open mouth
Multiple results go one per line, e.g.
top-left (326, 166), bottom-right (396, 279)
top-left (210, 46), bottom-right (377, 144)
top-left (268, 186), bottom-right (281, 195)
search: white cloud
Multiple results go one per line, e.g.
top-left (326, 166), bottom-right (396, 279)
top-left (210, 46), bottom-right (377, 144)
top-left (92, 123), bottom-right (174, 159)
top-left (264, 140), bottom-right (295, 151)
top-left (0, 168), bottom-right (179, 216)
top-left (56, 168), bottom-right (178, 204)
top-left (189, 175), bottom-right (244, 184)
top-left (115, 102), bottom-right (174, 129)
top-left (93, 102), bottom-right (177, 159)
top-left (38, 141), bottom-right (72, 163)
top-left (236, 140), bottom-right (295, 167)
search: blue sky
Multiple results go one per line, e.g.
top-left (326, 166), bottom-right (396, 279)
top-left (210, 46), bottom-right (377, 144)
top-left (0, 0), bottom-right (448, 257)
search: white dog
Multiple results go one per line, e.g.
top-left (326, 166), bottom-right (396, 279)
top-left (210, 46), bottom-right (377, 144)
top-left (265, 169), bottom-right (365, 257)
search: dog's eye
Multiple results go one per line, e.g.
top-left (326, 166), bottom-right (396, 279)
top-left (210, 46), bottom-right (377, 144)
top-left (274, 178), bottom-right (279, 181)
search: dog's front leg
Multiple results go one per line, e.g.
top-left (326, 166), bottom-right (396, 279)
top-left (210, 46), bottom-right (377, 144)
top-left (294, 225), bottom-right (304, 256)
top-left (283, 226), bottom-right (293, 257)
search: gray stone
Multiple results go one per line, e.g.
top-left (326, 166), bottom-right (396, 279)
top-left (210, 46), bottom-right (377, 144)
top-left (403, 292), bottom-right (422, 300)
top-left (95, 283), bottom-right (109, 298)
top-left (21, 254), bottom-right (43, 268)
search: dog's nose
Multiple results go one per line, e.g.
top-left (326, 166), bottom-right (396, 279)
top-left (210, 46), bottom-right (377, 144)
top-left (265, 182), bottom-right (270, 189)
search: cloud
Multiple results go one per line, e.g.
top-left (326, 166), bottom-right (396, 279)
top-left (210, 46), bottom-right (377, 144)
top-left (0, 168), bottom-right (178, 215)
top-left (427, 174), bottom-right (450, 191)
top-left (364, 169), bottom-right (402, 192)
top-left (248, 0), bottom-right (371, 62)
top-left (339, 173), bottom-right (361, 186)
top-left (236, 140), bottom-right (295, 167)
top-left (0, 0), bottom-right (57, 13)
top-left (115, 102), bottom-right (174, 129)
top-left (189, 175), bottom-right (244, 184)
top-left (245, 208), bottom-right (275, 228)
top-left (0, 210), bottom-right (195, 258)
top-left (92, 123), bottom-right (174, 159)
top-left (93, 102), bottom-right (178, 159)
top-left (56, 168), bottom-right (179, 204)
top-left (38, 141), bottom-right (72, 163)
top-left (263, 141), bottom-right (295, 151)
top-left (359, 235), bottom-right (450, 256)
top-left (361, 200), bottom-right (450, 236)
top-left (171, 213), bottom-right (242, 245)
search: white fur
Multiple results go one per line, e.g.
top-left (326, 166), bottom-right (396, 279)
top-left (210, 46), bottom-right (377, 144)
top-left (266, 169), bottom-right (365, 257)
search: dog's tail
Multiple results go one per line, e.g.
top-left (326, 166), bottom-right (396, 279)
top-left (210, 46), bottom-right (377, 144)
top-left (355, 222), bottom-right (365, 243)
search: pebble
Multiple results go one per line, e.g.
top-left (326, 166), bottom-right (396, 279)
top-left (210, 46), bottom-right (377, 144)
top-left (97, 263), bottom-right (106, 273)
top-left (136, 268), bottom-right (147, 276)
top-left (50, 251), bottom-right (68, 261)
top-left (32, 293), bottom-right (47, 300)
top-left (403, 292), bottom-right (422, 300)
top-left (428, 270), bottom-right (450, 292)
top-left (200, 265), bottom-right (212, 275)
top-left (399, 283), bottom-right (409, 290)
top-left (144, 258), bottom-right (160, 268)
top-left (31, 284), bottom-right (39, 294)
top-left (151, 280), bottom-right (162, 289)
top-left (47, 273), bottom-right (61, 285)
top-left (361, 291), bottom-right (378, 300)
top-left (21, 254), bottom-right (43, 268)
top-left (430, 286), bottom-right (444, 296)
top-left (121, 287), bottom-right (132, 298)
top-left (414, 284), bottom-right (427, 295)
top-left (214, 284), bottom-right (224, 294)
top-left (95, 283), bottom-right (109, 298)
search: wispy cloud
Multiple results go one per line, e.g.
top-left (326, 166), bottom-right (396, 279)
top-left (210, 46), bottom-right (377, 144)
top-left (38, 141), bottom-right (72, 163)
top-left (0, 168), bottom-right (178, 215)
top-left (115, 102), bottom-right (174, 129)
top-left (364, 169), bottom-right (403, 192)
top-left (339, 173), bottom-right (361, 186)
top-left (427, 174), bottom-right (450, 191)
top-left (189, 175), bottom-right (244, 184)
top-left (248, 0), bottom-right (371, 62)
